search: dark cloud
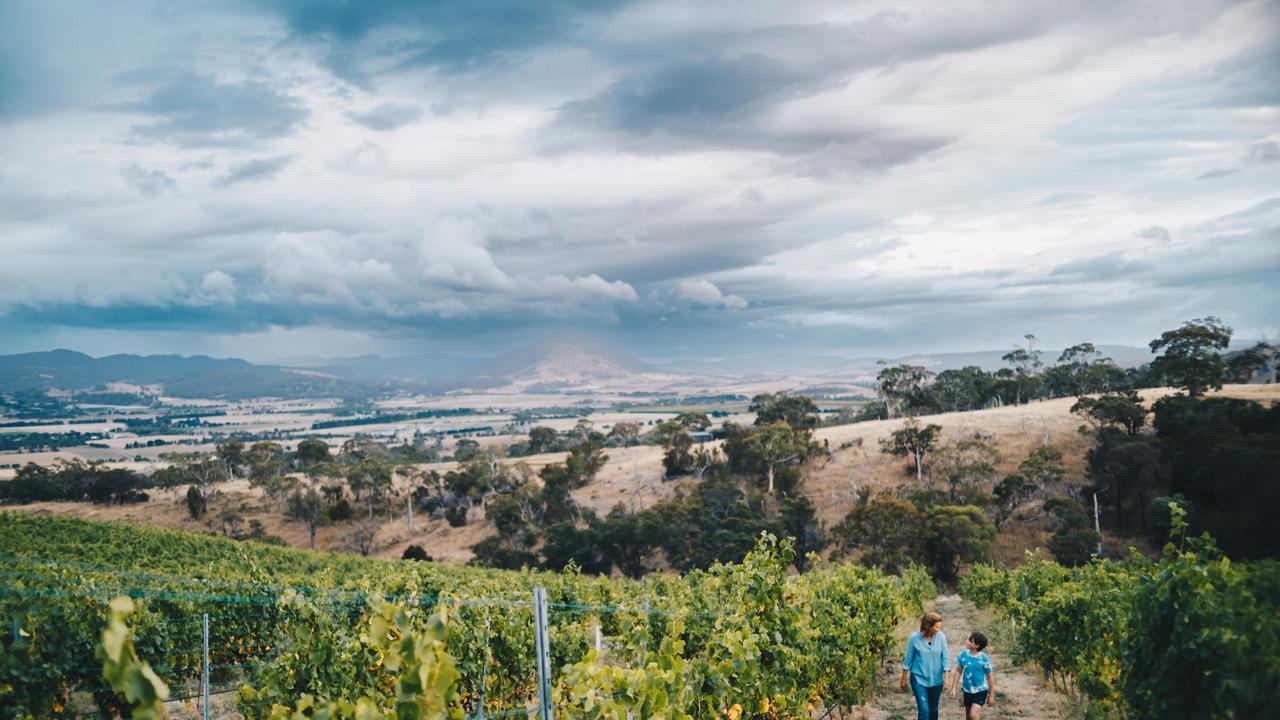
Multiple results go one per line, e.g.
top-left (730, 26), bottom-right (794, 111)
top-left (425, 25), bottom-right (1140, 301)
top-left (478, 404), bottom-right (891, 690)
top-left (0, 40), bottom-right (57, 120)
top-left (1050, 252), bottom-right (1154, 280)
top-left (489, 207), bottom-right (817, 284)
top-left (549, 3), bottom-right (1212, 160)
top-left (1197, 168), bottom-right (1238, 180)
top-left (121, 164), bottom-right (177, 197)
top-left (555, 54), bottom-right (950, 169)
top-left (1, 0), bottom-right (1276, 361)
top-left (1197, 197), bottom-right (1280, 229)
top-left (258, 0), bottom-right (630, 82)
top-left (1247, 140), bottom-right (1279, 164)
top-left (0, 3), bottom-right (92, 121)
top-left (561, 55), bottom-right (800, 137)
top-left (1142, 229), bottom-right (1280, 289)
top-left (219, 156), bottom-right (293, 186)
top-left (1136, 225), bottom-right (1171, 242)
top-left (119, 70), bottom-right (309, 146)
top-left (347, 103), bottom-right (423, 131)
top-left (1189, 50), bottom-right (1280, 110)
top-left (1050, 46), bottom-right (1280, 154)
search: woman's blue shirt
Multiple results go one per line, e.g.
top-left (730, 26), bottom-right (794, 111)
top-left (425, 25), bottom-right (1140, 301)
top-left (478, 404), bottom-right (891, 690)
top-left (901, 630), bottom-right (950, 687)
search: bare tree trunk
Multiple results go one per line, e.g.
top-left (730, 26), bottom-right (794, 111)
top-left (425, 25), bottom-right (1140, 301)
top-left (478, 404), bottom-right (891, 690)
top-left (767, 465), bottom-right (775, 495)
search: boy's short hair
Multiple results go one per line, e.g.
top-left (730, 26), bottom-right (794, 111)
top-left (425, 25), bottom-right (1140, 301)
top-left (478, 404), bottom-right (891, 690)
top-left (968, 631), bottom-right (988, 651)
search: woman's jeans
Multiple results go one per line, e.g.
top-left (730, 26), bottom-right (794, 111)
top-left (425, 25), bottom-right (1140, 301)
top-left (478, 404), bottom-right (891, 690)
top-left (909, 675), bottom-right (943, 720)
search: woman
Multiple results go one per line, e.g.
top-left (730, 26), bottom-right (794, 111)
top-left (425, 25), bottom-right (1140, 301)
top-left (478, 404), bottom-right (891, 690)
top-left (900, 611), bottom-right (950, 720)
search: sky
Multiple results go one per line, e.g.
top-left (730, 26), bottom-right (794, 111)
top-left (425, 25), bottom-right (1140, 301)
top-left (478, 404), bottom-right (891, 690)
top-left (1, 0), bottom-right (1277, 366)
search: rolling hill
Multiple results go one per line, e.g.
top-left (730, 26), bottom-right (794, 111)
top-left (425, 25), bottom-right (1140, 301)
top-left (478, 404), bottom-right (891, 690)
top-left (0, 349), bottom-right (372, 400)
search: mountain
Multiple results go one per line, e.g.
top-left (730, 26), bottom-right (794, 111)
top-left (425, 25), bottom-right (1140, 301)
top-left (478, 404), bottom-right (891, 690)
top-left (0, 350), bottom-right (372, 400)
top-left (658, 352), bottom-right (852, 375)
top-left (0, 350), bottom-right (250, 392)
top-left (275, 332), bottom-right (691, 392)
top-left (460, 331), bottom-right (687, 390)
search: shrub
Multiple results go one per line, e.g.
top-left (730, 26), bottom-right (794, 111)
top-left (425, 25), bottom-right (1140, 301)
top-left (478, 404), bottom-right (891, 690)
top-left (923, 504), bottom-right (995, 584)
top-left (326, 498), bottom-right (353, 522)
top-left (185, 486), bottom-right (207, 519)
top-left (444, 505), bottom-right (468, 527)
top-left (1049, 527), bottom-right (1100, 567)
top-left (401, 544), bottom-right (432, 561)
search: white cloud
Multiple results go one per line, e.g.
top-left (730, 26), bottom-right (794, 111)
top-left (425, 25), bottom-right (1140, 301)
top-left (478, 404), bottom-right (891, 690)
top-left (263, 232), bottom-right (401, 305)
top-left (419, 219), bottom-right (512, 291)
top-left (194, 270), bottom-right (237, 305)
top-left (419, 218), bottom-right (638, 306)
top-left (674, 279), bottom-right (748, 309)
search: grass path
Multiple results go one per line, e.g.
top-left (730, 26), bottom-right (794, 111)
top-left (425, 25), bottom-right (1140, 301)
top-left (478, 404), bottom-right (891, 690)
top-left (853, 595), bottom-right (1081, 720)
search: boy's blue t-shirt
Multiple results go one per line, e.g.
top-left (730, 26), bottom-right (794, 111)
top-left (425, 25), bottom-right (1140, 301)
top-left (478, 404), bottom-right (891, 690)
top-left (956, 650), bottom-right (993, 693)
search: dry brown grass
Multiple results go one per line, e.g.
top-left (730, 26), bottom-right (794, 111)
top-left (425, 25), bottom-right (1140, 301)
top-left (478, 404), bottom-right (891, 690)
top-left (7, 384), bottom-right (1272, 564)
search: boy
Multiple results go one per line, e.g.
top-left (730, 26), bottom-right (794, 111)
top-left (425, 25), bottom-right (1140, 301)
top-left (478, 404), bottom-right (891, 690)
top-left (949, 631), bottom-right (996, 719)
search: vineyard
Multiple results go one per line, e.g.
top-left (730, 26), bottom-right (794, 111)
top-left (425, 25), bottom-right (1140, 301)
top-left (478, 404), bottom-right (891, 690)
top-left (0, 512), bottom-right (934, 719)
top-left (960, 505), bottom-right (1280, 718)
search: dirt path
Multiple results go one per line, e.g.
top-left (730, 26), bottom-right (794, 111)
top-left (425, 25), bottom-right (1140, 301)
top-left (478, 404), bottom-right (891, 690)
top-left (855, 595), bottom-right (1081, 720)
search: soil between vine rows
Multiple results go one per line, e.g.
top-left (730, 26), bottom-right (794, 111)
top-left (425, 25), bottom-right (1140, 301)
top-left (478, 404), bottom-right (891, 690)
top-left (855, 595), bottom-right (1082, 720)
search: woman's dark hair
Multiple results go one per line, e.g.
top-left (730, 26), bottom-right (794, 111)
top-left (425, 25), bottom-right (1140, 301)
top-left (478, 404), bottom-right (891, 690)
top-left (968, 631), bottom-right (988, 651)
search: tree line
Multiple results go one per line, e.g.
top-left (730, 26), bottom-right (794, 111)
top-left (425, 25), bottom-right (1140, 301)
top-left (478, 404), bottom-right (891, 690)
top-left (869, 318), bottom-right (1271, 419)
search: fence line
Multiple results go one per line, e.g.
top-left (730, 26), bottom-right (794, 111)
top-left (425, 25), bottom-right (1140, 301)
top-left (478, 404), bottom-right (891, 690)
top-left (4, 559), bottom-right (910, 720)
top-left (16, 582), bottom-right (660, 720)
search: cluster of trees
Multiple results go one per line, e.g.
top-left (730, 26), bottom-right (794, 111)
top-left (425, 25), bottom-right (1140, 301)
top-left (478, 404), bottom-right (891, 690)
top-left (468, 393), bottom-right (828, 576)
top-left (871, 338), bottom-right (1145, 419)
top-left (837, 318), bottom-right (1280, 575)
top-left (842, 318), bottom-right (1279, 579)
top-left (0, 390), bottom-right (86, 420)
top-left (234, 436), bottom-right (445, 553)
top-left (0, 431), bottom-right (109, 452)
top-left (871, 320), bottom-right (1269, 420)
top-left (308, 407), bottom-right (473, 431)
top-left (833, 425), bottom-right (1071, 581)
top-left (0, 432), bottom-right (447, 555)
top-left (1078, 390), bottom-right (1280, 561)
top-left (462, 423), bottom-right (612, 569)
top-left (834, 494), bottom-right (988, 583)
top-left (0, 460), bottom-right (153, 505)
top-left (504, 418), bottom-right (642, 457)
top-left (71, 391), bottom-right (155, 406)
top-left (1068, 319), bottom-right (1279, 560)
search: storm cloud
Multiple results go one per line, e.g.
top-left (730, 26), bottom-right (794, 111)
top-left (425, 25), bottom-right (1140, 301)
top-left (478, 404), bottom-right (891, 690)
top-left (0, 0), bottom-right (1277, 363)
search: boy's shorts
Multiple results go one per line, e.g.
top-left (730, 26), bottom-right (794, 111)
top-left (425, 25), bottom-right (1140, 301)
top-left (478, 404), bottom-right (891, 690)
top-left (963, 690), bottom-right (989, 709)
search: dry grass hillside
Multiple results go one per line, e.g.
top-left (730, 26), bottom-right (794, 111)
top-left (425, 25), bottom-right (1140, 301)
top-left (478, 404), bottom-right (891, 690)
top-left (11, 384), bottom-right (1277, 567)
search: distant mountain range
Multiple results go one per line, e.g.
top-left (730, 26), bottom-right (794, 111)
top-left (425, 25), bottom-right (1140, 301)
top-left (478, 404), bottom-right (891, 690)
top-left (2, 336), bottom-right (1258, 400)
top-left (0, 333), bottom-right (681, 399)
top-left (0, 349), bottom-right (370, 400)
